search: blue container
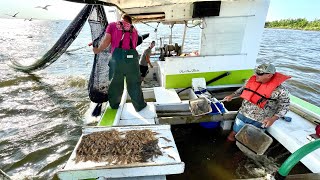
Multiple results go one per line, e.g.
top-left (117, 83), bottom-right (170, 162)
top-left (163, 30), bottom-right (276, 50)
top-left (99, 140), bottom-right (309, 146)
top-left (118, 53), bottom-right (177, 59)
top-left (208, 102), bottom-right (226, 115)
top-left (199, 121), bottom-right (220, 129)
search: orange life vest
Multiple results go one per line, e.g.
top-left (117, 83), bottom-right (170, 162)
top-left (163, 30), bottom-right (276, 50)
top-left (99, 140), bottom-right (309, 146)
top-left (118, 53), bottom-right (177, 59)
top-left (240, 72), bottom-right (291, 108)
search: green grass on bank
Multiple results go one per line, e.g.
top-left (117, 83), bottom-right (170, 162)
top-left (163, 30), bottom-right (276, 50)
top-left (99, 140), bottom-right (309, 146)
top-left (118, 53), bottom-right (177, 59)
top-left (265, 18), bottom-right (320, 31)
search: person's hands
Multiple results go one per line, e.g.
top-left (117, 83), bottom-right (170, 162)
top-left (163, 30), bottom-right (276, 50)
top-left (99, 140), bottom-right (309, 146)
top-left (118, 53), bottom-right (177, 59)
top-left (223, 94), bottom-right (234, 102)
top-left (150, 64), bottom-right (153, 68)
top-left (93, 47), bottom-right (100, 54)
top-left (262, 116), bottom-right (278, 128)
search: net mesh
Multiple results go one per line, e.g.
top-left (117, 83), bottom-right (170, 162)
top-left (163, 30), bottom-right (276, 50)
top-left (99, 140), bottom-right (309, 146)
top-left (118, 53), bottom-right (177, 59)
top-left (87, 5), bottom-right (110, 103)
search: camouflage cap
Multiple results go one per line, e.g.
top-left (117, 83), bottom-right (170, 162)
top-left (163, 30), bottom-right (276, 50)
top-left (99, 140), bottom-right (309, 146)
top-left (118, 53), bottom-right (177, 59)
top-left (255, 63), bottom-right (276, 74)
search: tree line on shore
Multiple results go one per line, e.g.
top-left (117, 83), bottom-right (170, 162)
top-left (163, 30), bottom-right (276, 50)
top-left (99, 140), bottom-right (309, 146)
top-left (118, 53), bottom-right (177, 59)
top-left (265, 18), bottom-right (320, 31)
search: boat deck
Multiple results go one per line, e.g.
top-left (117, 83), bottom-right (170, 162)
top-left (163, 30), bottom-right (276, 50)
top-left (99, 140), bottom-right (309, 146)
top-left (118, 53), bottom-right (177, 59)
top-left (267, 110), bottom-right (320, 173)
top-left (61, 83), bottom-right (320, 179)
top-left (58, 91), bottom-right (185, 179)
top-left (118, 102), bottom-right (157, 125)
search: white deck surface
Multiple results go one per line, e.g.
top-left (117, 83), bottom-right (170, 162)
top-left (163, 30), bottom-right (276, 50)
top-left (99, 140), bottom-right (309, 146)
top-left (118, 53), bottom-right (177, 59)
top-left (120, 102), bottom-right (157, 120)
top-left (58, 125), bottom-right (183, 180)
top-left (267, 111), bottom-right (320, 173)
top-left (118, 102), bottom-right (156, 126)
top-left (118, 119), bottom-right (156, 126)
top-left (154, 87), bottom-right (181, 104)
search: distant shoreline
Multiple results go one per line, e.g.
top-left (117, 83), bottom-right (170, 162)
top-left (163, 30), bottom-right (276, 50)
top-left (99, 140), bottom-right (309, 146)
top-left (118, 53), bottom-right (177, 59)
top-left (265, 18), bottom-right (320, 31)
top-left (265, 27), bottom-right (320, 31)
top-left (1, 17), bottom-right (320, 31)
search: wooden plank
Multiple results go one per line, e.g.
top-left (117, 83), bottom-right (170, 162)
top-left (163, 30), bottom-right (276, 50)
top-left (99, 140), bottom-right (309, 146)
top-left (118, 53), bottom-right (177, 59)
top-left (58, 125), bottom-right (184, 179)
top-left (154, 87), bottom-right (181, 104)
top-left (157, 111), bottom-right (237, 125)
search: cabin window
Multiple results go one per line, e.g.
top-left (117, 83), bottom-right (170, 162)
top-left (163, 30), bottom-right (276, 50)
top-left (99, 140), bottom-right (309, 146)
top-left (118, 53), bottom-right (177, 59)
top-left (192, 1), bottom-right (221, 18)
top-left (136, 23), bottom-right (201, 60)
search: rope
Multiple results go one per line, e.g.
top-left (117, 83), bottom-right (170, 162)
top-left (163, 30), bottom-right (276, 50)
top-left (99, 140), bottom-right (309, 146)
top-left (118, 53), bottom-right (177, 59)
top-left (141, 21), bottom-right (160, 32)
top-left (65, 46), bottom-right (87, 53)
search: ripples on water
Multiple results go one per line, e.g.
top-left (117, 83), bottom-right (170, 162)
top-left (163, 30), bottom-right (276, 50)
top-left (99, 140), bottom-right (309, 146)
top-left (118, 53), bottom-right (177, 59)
top-left (0, 19), bottom-right (319, 179)
top-left (259, 29), bottom-right (320, 105)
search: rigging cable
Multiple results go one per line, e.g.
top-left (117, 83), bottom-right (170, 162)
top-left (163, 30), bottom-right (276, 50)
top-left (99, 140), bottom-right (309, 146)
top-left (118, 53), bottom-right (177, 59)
top-left (141, 21), bottom-right (159, 32)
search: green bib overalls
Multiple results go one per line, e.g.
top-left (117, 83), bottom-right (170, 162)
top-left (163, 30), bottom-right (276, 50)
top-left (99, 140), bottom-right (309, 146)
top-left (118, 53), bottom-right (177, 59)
top-left (108, 22), bottom-right (147, 112)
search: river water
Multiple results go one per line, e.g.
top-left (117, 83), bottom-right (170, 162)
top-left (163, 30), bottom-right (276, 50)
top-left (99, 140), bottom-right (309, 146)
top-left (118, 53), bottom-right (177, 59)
top-left (0, 18), bottom-right (319, 179)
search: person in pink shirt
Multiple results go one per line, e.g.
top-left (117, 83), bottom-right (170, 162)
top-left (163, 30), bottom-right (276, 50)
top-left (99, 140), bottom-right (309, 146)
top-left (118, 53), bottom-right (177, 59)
top-left (93, 14), bottom-right (146, 112)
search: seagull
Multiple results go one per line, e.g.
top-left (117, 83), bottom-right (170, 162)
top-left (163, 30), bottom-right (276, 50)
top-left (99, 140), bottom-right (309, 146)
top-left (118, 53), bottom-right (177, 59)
top-left (35, 5), bottom-right (51, 10)
top-left (5, 12), bottom-right (19, 18)
top-left (24, 18), bottom-right (33, 21)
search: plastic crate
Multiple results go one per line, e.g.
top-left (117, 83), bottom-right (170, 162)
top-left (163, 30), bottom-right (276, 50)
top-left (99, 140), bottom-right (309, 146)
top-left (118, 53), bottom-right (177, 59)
top-left (235, 124), bottom-right (273, 155)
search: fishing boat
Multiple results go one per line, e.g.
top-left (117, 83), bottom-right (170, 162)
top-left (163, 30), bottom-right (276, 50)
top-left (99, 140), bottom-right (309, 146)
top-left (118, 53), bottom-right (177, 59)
top-left (48, 0), bottom-right (320, 179)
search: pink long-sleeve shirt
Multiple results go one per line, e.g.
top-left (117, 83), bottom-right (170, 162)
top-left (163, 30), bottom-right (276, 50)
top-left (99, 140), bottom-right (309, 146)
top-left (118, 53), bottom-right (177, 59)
top-left (106, 20), bottom-right (138, 54)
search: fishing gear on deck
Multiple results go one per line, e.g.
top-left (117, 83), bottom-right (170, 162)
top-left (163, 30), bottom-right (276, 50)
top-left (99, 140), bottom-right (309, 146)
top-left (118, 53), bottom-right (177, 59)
top-left (189, 86), bottom-right (226, 116)
top-left (87, 5), bottom-right (110, 117)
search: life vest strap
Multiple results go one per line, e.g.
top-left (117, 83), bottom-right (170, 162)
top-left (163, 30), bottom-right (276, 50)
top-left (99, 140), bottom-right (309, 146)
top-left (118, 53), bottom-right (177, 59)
top-left (243, 87), bottom-right (277, 105)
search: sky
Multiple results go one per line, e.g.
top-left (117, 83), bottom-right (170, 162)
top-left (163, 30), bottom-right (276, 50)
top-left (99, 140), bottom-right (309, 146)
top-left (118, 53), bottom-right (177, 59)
top-left (266, 0), bottom-right (320, 21)
top-left (0, 0), bottom-right (85, 20)
top-left (0, 0), bottom-right (319, 21)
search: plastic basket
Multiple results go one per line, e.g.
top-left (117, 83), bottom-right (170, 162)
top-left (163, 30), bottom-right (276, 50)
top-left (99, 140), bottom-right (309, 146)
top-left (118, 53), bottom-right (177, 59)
top-left (235, 124), bottom-right (273, 155)
top-left (208, 101), bottom-right (226, 115)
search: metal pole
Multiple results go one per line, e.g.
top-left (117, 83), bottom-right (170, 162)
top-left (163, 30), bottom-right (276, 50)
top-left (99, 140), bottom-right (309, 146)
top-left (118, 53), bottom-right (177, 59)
top-left (181, 21), bottom-right (187, 53)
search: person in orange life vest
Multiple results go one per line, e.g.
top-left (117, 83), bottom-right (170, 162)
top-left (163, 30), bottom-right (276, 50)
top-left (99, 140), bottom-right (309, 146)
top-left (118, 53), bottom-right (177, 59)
top-left (223, 63), bottom-right (291, 141)
top-left (93, 14), bottom-right (147, 112)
